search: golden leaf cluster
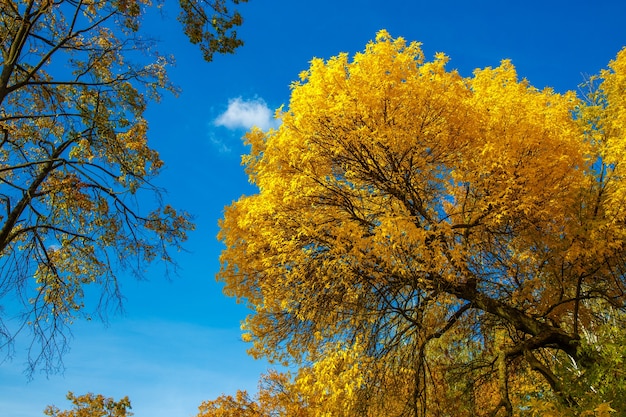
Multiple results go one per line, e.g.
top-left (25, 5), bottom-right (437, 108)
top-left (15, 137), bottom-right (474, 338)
top-left (215, 31), bottom-right (626, 416)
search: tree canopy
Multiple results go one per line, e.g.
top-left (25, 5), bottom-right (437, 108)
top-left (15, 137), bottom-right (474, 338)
top-left (44, 392), bottom-right (133, 417)
top-left (216, 31), bottom-right (626, 416)
top-left (0, 0), bottom-right (246, 375)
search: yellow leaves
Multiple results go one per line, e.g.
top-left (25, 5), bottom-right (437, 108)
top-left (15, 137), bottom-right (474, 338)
top-left (89, 28), bottom-right (125, 82)
top-left (527, 398), bottom-right (566, 417)
top-left (464, 61), bottom-right (586, 225)
top-left (590, 403), bottom-right (618, 417)
top-left (581, 47), bottom-right (626, 226)
top-left (69, 138), bottom-right (95, 162)
top-left (597, 48), bottom-right (626, 156)
top-left (528, 400), bottom-right (618, 417)
top-left (220, 31), bottom-right (487, 367)
top-left (197, 391), bottom-right (259, 417)
top-left (219, 31), bottom-right (626, 417)
top-left (44, 392), bottom-right (133, 417)
top-left (44, 172), bottom-right (95, 214)
top-left (292, 340), bottom-right (370, 414)
top-left (0, 0), bottom-right (233, 378)
top-left (33, 239), bottom-right (105, 320)
top-left (119, 121), bottom-right (143, 146)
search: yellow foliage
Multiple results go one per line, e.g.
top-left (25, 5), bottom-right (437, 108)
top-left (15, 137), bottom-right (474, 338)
top-left (291, 340), bottom-right (370, 416)
top-left (44, 392), bottom-right (132, 417)
top-left (0, 0), bottom-right (245, 374)
top-left (197, 391), bottom-right (260, 417)
top-left (218, 31), bottom-right (626, 416)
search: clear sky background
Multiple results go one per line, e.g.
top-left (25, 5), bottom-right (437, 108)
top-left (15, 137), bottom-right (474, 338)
top-left (1, 1), bottom-right (625, 416)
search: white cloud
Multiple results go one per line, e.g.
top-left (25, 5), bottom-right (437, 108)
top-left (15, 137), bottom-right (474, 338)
top-left (214, 97), bottom-right (280, 131)
top-left (207, 131), bottom-right (232, 153)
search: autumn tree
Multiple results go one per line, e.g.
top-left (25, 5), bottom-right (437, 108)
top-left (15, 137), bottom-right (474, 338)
top-left (198, 342), bottom-right (448, 416)
top-left (217, 31), bottom-right (626, 415)
top-left (44, 392), bottom-right (132, 417)
top-left (0, 0), bottom-right (246, 375)
top-left (196, 370), bottom-right (310, 417)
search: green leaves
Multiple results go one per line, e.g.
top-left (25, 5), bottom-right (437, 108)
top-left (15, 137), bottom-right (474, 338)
top-left (178, 0), bottom-right (248, 61)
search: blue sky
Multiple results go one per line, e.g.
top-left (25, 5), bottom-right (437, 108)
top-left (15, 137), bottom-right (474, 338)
top-left (1, 0), bottom-right (626, 416)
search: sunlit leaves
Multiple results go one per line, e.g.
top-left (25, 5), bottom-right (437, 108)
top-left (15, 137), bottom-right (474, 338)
top-left (44, 392), bottom-right (133, 417)
top-left (0, 0), bottom-right (244, 375)
top-left (218, 31), bottom-right (626, 415)
top-left (197, 390), bottom-right (261, 417)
